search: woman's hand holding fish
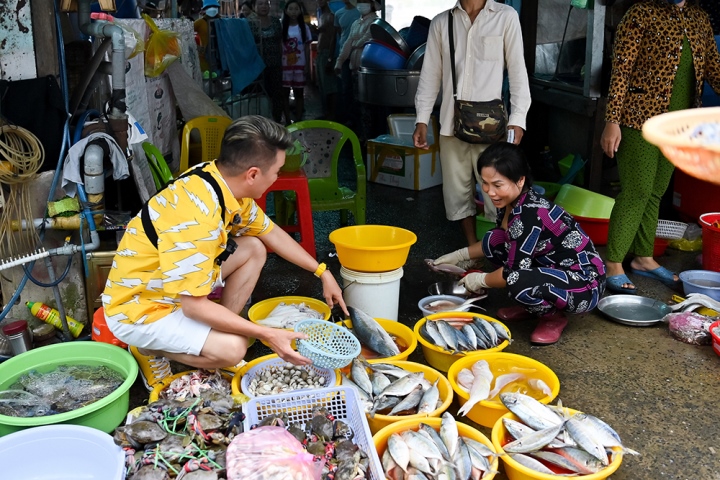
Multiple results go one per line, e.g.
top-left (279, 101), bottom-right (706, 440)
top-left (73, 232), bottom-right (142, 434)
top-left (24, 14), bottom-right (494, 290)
top-left (433, 247), bottom-right (470, 267)
top-left (263, 328), bottom-right (313, 366)
top-left (320, 270), bottom-right (349, 317)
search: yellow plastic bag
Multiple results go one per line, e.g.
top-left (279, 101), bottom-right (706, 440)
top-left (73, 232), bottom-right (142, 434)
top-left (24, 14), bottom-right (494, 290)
top-left (143, 13), bottom-right (180, 77)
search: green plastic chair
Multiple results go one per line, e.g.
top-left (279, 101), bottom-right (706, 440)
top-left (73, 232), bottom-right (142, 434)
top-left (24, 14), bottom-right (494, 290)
top-left (285, 120), bottom-right (366, 225)
top-left (142, 142), bottom-right (174, 190)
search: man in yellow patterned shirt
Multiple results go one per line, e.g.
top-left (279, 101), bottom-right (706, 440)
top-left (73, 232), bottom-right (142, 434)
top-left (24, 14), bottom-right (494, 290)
top-left (102, 116), bottom-right (347, 390)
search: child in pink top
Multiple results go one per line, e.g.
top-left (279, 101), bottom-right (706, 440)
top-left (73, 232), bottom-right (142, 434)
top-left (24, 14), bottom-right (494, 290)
top-left (281, 0), bottom-right (312, 124)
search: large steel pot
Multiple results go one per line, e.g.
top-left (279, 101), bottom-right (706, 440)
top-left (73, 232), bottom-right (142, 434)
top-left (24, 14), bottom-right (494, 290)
top-left (357, 67), bottom-right (421, 107)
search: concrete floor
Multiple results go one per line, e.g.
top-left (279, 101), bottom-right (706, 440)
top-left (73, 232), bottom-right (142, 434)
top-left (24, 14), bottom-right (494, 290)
top-left (126, 88), bottom-right (720, 479)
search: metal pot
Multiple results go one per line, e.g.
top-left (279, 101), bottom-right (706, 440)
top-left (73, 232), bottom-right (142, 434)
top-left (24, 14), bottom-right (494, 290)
top-left (357, 67), bottom-right (421, 107)
top-left (405, 44), bottom-right (426, 71)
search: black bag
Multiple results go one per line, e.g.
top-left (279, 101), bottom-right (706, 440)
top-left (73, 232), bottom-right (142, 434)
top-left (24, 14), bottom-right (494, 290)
top-left (448, 11), bottom-right (507, 144)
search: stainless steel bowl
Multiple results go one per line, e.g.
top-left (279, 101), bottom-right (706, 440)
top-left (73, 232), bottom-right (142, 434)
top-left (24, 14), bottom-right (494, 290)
top-left (370, 18), bottom-right (411, 56)
top-left (405, 43), bottom-right (426, 70)
top-left (428, 281), bottom-right (470, 298)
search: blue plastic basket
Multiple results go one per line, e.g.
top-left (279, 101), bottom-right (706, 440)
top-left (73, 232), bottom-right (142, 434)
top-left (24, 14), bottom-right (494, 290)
top-left (294, 320), bottom-right (360, 370)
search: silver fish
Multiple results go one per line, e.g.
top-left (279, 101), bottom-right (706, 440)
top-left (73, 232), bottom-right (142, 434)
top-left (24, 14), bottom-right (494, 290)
top-left (472, 317), bottom-right (498, 346)
top-left (436, 321), bottom-right (459, 352)
top-left (406, 468), bottom-right (430, 480)
top-left (502, 422), bottom-right (566, 454)
top-left (500, 393), bottom-right (563, 430)
top-left (425, 258), bottom-right (466, 275)
top-left (408, 447), bottom-right (434, 475)
top-left (470, 323), bottom-right (490, 348)
top-left (419, 422), bottom-right (451, 461)
top-left (371, 371), bottom-right (392, 397)
top-left (491, 320), bottom-right (511, 344)
top-left (508, 453), bottom-right (556, 475)
top-left (553, 446), bottom-right (606, 474)
top-left (529, 450), bottom-right (588, 474)
top-left (404, 430), bottom-right (445, 461)
top-left (455, 327), bottom-right (473, 351)
top-left (461, 324), bottom-right (478, 350)
top-left (503, 417), bottom-right (536, 440)
top-left (454, 437), bottom-right (473, 480)
top-left (464, 437), bottom-right (498, 460)
top-left (379, 372), bottom-right (425, 398)
top-left (368, 363), bottom-right (413, 379)
top-left (417, 379), bottom-right (440, 414)
top-left (583, 413), bottom-right (639, 455)
top-left (370, 395), bottom-right (401, 418)
top-left (382, 448), bottom-right (397, 472)
top-left (436, 463), bottom-right (457, 480)
top-left (351, 358), bottom-right (373, 398)
top-left (341, 372), bottom-right (372, 412)
top-left (440, 412), bottom-right (459, 458)
top-left (565, 413), bottom-right (611, 465)
top-left (388, 432), bottom-right (410, 473)
top-left (465, 438), bottom-right (494, 474)
top-left (349, 306), bottom-right (401, 357)
top-left (388, 385), bottom-right (424, 416)
top-left (423, 320), bottom-right (448, 349)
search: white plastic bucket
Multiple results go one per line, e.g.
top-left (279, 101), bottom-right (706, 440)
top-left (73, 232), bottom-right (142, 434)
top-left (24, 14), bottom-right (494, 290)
top-left (340, 266), bottom-right (403, 321)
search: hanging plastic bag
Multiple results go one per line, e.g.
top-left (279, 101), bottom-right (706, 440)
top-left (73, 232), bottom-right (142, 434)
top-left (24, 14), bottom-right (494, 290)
top-left (117, 21), bottom-right (145, 59)
top-left (143, 13), bottom-right (181, 77)
top-left (226, 426), bottom-right (323, 480)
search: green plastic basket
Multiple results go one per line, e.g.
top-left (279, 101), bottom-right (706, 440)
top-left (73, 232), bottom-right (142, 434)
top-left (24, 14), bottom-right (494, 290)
top-left (0, 342), bottom-right (138, 436)
top-left (294, 320), bottom-right (361, 369)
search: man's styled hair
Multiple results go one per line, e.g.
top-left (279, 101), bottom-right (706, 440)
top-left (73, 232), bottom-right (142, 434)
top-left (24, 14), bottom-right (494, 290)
top-left (216, 115), bottom-right (294, 175)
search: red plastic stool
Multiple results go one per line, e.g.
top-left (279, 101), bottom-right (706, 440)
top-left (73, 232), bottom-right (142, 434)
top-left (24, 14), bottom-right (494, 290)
top-left (257, 170), bottom-right (316, 259)
top-left (91, 307), bottom-right (128, 349)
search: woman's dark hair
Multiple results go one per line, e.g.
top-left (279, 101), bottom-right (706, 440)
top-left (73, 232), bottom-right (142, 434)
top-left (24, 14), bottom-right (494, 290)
top-left (477, 142), bottom-right (533, 189)
top-left (282, 0), bottom-right (309, 43)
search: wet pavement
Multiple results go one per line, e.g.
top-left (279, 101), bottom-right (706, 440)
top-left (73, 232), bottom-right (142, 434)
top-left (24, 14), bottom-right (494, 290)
top-left (127, 87), bottom-right (720, 480)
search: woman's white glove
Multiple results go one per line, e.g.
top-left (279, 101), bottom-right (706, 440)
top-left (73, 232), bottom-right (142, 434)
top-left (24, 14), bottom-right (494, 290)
top-left (459, 272), bottom-right (489, 293)
top-left (433, 247), bottom-right (470, 266)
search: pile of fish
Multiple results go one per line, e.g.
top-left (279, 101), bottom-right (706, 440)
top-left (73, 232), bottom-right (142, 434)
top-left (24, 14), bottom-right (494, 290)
top-left (342, 359), bottom-right (442, 417)
top-left (254, 302), bottom-right (325, 329)
top-left (382, 412), bottom-right (497, 480)
top-left (161, 370), bottom-right (232, 401)
top-left (499, 392), bottom-right (639, 476)
top-left (247, 363), bottom-right (328, 397)
top-left (0, 364), bottom-right (124, 417)
top-left (420, 317), bottom-right (510, 353)
top-left (246, 406), bottom-right (372, 480)
top-left (115, 392), bottom-right (243, 480)
top-left (347, 306), bottom-right (402, 358)
top-left (455, 359), bottom-right (553, 417)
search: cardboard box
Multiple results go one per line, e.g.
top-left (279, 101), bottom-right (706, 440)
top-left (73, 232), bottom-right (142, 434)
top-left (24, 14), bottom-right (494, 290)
top-left (366, 115), bottom-right (442, 191)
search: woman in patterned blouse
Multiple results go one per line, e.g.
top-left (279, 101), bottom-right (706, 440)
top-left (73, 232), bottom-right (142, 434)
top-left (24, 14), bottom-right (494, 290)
top-left (433, 143), bottom-right (607, 345)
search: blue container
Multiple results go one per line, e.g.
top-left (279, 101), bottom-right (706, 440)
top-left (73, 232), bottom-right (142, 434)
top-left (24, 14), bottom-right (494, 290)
top-left (679, 270), bottom-right (720, 302)
top-left (360, 41), bottom-right (408, 70)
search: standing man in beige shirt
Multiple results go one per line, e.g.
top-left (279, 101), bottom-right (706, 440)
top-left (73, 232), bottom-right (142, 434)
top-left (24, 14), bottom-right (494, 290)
top-left (413, 0), bottom-right (531, 257)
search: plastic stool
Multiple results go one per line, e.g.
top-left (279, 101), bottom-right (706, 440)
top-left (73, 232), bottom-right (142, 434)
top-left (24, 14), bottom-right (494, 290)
top-left (91, 307), bottom-right (128, 349)
top-left (257, 170), bottom-right (316, 259)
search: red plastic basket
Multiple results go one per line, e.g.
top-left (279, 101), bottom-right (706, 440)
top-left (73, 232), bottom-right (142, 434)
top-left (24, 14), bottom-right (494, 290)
top-left (575, 215), bottom-right (610, 246)
top-left (699, 213), bottom-right (720, 272)
top-left (710, 320), bottom-right (720, 358)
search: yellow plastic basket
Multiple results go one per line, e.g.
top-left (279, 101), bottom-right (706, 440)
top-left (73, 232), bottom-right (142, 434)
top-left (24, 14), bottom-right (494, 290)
top-left (642, 107), bottom-right (720, 185)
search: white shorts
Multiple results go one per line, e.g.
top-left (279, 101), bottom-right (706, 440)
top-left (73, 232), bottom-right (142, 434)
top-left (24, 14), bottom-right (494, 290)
top-left (105, 277), bottom-right (225, 356)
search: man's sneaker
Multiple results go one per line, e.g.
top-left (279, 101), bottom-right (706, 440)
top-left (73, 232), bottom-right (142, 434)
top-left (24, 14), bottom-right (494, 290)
top-left (128, 346), bottom-right (172, 391)
top-left (220, 360), bottom-right (247, 376)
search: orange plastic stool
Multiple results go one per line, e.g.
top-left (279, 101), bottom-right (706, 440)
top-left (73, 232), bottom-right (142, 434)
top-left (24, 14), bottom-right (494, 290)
top-left (257, 170), bottom-right (317, 259)
top-left (91, 307), bottom-right (128, 349)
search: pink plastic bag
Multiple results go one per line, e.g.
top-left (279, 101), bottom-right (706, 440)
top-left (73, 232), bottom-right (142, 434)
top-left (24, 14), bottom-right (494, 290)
top-left (664, 311), bottom-right (715, 345)
top-left (226, 426), bottom-right (323, 480)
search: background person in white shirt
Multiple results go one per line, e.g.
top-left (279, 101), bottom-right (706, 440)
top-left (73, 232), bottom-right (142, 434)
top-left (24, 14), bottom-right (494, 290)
top-left (413, 0), bottom-right (531, 252)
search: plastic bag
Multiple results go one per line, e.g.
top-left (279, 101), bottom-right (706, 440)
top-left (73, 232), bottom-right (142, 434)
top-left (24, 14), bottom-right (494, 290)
top-left (116, 21), bottom-right (144, 59)
top-left (143, 14), bottom-right (181, 77)
top-left (226, 426), bottom-right (323, 480)
top-left (663, 311), bottom-right (715, 345)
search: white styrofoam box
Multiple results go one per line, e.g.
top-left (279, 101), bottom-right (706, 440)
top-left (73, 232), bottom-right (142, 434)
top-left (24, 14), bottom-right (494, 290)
top-left (366, 141), bottom-right (442, 191)
top-left (387, 113), bottom-right (435, 144)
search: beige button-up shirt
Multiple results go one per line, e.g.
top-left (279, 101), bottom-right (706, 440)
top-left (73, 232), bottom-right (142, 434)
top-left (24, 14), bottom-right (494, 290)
top-left (415, 1), bottom-right (531, 136)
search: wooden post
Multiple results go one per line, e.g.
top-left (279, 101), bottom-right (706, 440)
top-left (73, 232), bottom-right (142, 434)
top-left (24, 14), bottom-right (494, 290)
top-left (32, 0), bottom-right (59, 78)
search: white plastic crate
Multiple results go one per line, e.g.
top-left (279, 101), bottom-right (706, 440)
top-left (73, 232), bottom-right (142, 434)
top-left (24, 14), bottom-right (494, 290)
top-left (240, 356), bottom-right (337, 398)
top-left (243, 386), bottom-right (384, 480)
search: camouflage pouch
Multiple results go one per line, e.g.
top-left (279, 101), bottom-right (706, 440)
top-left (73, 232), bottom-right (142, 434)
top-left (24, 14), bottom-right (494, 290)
top-left (453, 99), bottom-right (507, 144)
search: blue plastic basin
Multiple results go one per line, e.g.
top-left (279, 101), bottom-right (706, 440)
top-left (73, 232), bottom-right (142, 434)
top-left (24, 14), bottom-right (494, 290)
top-left (679, 270), bottom-right (720, 302)
top-left (360, 41), bottom-right (408, 70)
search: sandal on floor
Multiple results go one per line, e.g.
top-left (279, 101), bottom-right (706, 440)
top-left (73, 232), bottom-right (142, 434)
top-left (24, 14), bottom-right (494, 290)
top-left (606, 274), bottom-right (638, 295)
top-left (630, 266), bottom-right (680, 287)
top-left (530, 313), bottom-right (568, 345)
